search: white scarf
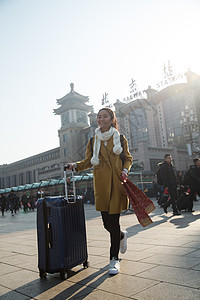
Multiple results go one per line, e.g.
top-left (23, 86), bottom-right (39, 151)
top-left (91, 127), bottom-right (122, 166)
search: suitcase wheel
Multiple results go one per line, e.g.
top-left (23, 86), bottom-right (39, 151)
top-left (60, 270), bottom-right (67, 280)
top-left (83, 260), bottom-right (89, 268)
top-left (39, 269), bottom-right (47, 279)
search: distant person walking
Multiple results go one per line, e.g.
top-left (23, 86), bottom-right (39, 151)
top-left (185, 157), bottom-right (200, 212)
top-left (21, 192), bottom-right (28, 212)
top-left (29, 192), bottom-right (35, 211)
top-left (0, 193), bottom-right (7, 216)
top-left (8, 189), bottom-right (17, 216)
top-left (158, 154), bottom-right (181, 216)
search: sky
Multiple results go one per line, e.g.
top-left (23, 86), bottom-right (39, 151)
top-left (0, 0), bottom-right (200, 164)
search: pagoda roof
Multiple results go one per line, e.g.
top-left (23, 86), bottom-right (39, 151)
top-left (54, 102), bottom-right (93, 115)
top-left (56, 83), bottom-right (89, 105)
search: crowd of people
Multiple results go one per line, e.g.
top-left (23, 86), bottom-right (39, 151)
top-left (0, 190), bottom-right (41, 216)
top-left (1, 155), bottom-right (199, 220)
top-left (154, 154), bottom-right (200, 215)
top-left (0, 186), bottom-right (95, 216)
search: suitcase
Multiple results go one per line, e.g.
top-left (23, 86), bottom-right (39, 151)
top-left (37, 167), bottom-right (89, 279)
top-left (176, 192), bottom-right (190, 211)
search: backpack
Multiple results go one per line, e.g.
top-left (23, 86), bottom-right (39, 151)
top-left (156, 168), bottom-right (163, 186)
top-left (183, 169), bottom-right (192, 186)
top-left (89, 134), bottom-right (125, 166)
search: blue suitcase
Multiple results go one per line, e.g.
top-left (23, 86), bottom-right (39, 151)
top-left (37, 169), bottom-right (88, 279)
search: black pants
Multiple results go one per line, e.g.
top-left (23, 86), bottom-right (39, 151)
top-left (1, 206), bottom-right (5, 216)
top-left (23, 202), bottom-right (28, 212)
top-left (101, 212), bottom-right (123, 260)
top-left (10, 200), bottom-right (17, 214)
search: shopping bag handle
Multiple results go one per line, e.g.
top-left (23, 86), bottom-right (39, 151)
top-left (121, 176), bottom-right (127, 183)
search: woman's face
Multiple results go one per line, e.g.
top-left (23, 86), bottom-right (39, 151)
top-left (97, 109), bottom-right (113, 132)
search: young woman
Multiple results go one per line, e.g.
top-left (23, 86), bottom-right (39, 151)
top-left (66, 108), bottom-right (133, 275)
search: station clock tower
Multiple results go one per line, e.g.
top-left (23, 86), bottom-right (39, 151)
top-left (54, 83), bottom-right (93, 167)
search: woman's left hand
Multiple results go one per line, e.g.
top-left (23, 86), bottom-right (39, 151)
top-left (121, 170), bottom-right (128, 180)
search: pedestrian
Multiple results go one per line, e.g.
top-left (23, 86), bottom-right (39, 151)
top-left (21, 192), bottom-right (28, 212)
top-left (185, 157), bottom-right (200, 212)
top-left (66, 107), bottom-right (133, 275)
top-left (158, 154), bottom-right (181, 215)
top-left (29, 192), bottom-right (35, 211)
top-left (5, 195), bottom-right (9, 211)
top-left (0, 193), bottom-right (7, 216)
top-left (8, 189), bottom-right (17, 216)
top-left (15, 194), bottom-right (20, 211)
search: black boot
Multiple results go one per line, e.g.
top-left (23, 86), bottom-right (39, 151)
top-left (173, 211), bottom-right (181, 216)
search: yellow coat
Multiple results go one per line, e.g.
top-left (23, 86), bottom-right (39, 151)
top-left (76, 135), bottom-right (133, 214)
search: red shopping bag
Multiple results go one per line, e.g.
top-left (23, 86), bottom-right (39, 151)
top-left (122, 178), bottom-right (155, 227)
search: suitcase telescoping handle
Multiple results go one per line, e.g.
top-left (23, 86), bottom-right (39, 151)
top-left (64, 165), bottom-right (77, 203)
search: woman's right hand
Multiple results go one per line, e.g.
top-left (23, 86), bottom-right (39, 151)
top-left (65, 163), bottom-right (74, 170)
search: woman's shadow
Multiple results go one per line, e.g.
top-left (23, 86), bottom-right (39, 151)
top-left (53, 268), bottom-right (109, 299)
top-left (2, 267), bottom-right (109, 300)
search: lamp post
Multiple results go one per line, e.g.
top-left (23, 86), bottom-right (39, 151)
top-left (180, 105), bottom-right (199, 159)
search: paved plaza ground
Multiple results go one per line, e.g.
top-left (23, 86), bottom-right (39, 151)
top-left (0, 199), bottom-right (200, 299)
